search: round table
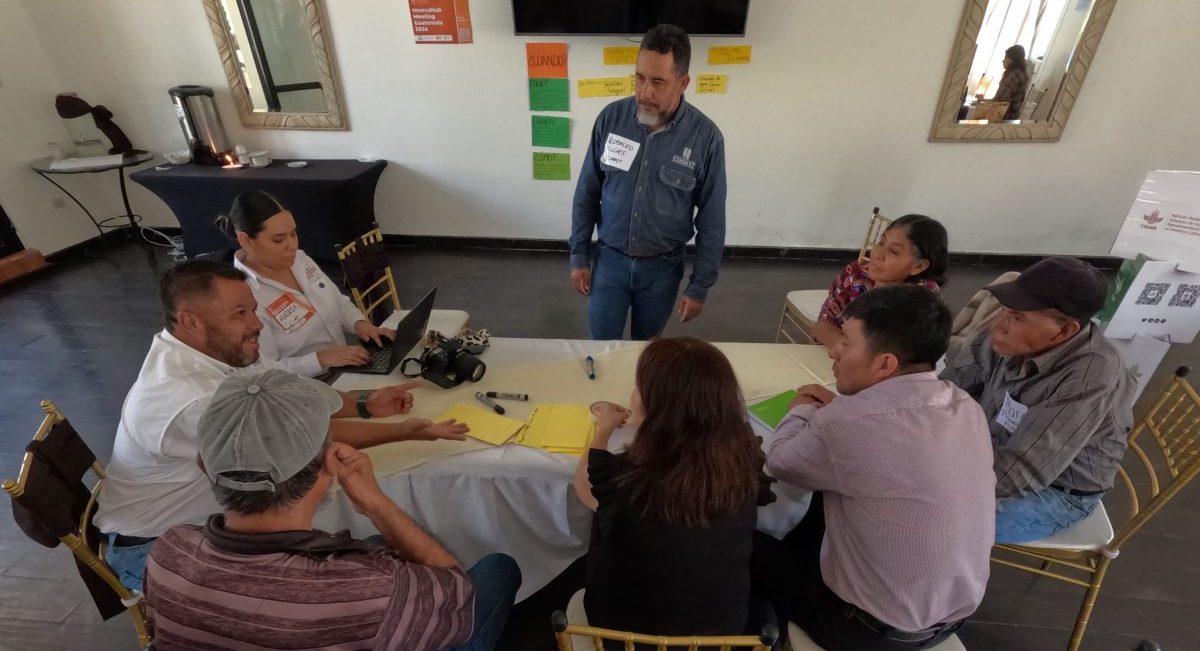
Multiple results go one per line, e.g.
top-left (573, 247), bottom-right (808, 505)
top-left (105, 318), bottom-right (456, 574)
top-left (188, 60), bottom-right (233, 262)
top-left (313, 334), bottom-right (825, 600)
top-left (32, 152), bottom-right (155, 239)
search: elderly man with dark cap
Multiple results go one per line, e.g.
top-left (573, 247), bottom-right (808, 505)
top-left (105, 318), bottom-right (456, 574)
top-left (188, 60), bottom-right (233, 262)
top-left (940, 256), bottom-right (1135, 543)
top-left (144, 369), bottom-right (521, 651)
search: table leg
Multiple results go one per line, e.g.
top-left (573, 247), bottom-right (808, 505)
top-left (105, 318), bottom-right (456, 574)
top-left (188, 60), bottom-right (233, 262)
top-left (35, 170), bottom-right (105, 240)
top-left (118, 168), bottom-right (138, 231)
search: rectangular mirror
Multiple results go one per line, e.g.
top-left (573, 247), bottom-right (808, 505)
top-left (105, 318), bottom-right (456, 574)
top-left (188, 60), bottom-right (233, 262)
top-left (203, 0), bottom-right (348, 130)
top-left (930, 0), bottom-right (1116, 142)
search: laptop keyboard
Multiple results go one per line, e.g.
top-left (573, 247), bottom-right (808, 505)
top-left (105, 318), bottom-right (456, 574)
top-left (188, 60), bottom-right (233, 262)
top-left (364, 347), bottom-right (393, 371)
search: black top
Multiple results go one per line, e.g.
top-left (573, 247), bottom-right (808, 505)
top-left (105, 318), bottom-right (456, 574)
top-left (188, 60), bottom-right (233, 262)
top-left (584, 449), bottom-right (774, 639)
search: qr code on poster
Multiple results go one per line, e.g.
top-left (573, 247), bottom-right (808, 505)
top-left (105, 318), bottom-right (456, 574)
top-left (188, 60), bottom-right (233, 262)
top-left (1168, 284), bottom-right (1200, 308)
top-left (1136, 283), bottom-right (1171, 306)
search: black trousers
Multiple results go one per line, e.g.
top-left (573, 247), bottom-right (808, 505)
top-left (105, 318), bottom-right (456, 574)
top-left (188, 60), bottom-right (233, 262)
top-left (750, 493), bottom-right (962, 651)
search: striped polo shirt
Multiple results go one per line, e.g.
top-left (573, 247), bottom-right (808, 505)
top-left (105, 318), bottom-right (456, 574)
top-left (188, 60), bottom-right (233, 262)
top-left (145, 516), bottom-right (474, 650)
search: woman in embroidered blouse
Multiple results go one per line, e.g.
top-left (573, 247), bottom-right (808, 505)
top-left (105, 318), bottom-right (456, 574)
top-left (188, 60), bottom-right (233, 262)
top-left (813, 214), bottom-right (948, 348)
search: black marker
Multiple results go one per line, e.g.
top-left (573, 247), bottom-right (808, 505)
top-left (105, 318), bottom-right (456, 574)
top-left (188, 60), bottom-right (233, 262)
top-left (486, 391), bottom-right (529, 401)
top-left (475, 392), bottom-right (505, 415)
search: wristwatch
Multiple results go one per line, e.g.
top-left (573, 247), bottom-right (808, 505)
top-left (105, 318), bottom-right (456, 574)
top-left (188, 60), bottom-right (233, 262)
top-left (356, 391), bottom-right (371, 419)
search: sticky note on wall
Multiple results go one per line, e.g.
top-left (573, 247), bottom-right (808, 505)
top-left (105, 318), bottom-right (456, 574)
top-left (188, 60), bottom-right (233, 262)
top-left (531, 115), bottom-right (570, 148)
top-left (603, 46), bottom-right (639, 65)
top-left (527, 42), bottom-right (568, 78)
top-left (533, 152), bottom-right (570, 180)
top-left (708, 45), bottom-right (752, 65)
top-left (529, 78), bottom-right (569, 111)
top-left (696, 74), bottom-right (728, 94)
top-left (578, 76), bottom-right (633, 98)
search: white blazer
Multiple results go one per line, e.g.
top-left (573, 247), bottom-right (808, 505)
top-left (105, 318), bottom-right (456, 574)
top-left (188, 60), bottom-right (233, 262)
top-left (235, 249), bottom-right (366, 376)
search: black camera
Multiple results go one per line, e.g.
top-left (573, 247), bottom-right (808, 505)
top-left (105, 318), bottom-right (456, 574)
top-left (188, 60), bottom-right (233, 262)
top-left (401, 340), bottom-right (486, 389)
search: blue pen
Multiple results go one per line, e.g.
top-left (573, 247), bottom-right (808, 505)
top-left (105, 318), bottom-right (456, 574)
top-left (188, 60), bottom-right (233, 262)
top-left (586, 355), bottom-right (596, 380)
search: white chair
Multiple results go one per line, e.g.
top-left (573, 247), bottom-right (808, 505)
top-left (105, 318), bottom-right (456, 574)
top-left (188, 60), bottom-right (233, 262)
top-left (787, 622), bottom-right (966, 651)
top-left (777, 290), bottom-right (827, 344)
top-left (776, 208), bottom-right (892, 344)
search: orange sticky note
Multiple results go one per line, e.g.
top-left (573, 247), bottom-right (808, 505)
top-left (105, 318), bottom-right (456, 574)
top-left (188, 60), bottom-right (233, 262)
top-left (527, 42), bottom-right (568, 78)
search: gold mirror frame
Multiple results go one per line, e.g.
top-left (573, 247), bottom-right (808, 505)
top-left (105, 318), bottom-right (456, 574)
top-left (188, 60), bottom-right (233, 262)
top-left (201, 0), bottom-right (348, 130)
top-left (929, 0), bottom-right (1117, 143)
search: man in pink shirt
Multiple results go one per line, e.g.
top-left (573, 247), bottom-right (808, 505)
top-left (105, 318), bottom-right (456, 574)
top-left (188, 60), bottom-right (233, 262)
top-left (753, 285), bottom-right (995, 651)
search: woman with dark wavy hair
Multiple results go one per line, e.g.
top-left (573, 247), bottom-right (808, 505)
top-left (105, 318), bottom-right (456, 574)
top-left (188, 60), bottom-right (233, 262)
top-left (572, 336), bottom-right (775, 642)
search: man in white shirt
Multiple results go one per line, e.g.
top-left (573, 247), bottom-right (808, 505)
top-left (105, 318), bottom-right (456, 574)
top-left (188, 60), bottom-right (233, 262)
top-left (96, 260), bottom-right (468, 592)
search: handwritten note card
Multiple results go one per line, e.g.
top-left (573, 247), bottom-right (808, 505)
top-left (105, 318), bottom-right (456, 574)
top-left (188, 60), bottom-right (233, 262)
top-left (532, 153), bottom-right (570, 180)
top-left (529, 78), bottom-right (569, 111)
top-left (603, 46), bottom-right (639, 65)
top-left (696, 73), bottom-right (728, 94)
top-left (708, 45), bottom-right (752, 65)
top-left (578, 76), bottom-right (633, 98)
top-left (531, 115), bottom-right (570, 148)
top-left (526, 42), bottom-right (568, 78)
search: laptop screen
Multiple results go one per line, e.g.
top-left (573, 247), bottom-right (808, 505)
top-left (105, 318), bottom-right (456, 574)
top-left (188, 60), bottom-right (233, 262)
top-left (392, 287), bottom-right (437, 359)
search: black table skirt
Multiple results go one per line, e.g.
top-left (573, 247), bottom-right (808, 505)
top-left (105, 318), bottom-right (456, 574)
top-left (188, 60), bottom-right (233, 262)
top-left (131, 159), bottom-right (387, 262)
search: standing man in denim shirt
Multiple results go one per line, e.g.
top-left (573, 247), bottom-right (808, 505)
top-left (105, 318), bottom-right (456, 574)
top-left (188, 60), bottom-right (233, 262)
top-left (569, 24), bottom-right (727, 340)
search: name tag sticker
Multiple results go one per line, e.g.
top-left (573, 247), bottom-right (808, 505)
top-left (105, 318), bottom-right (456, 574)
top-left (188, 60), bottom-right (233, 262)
top-left (267, 293), bottom-right (316, 334)
top-left (600, 133), bottom-right (640, 171)
top-left (996, 391), bottom-right (1029, 434)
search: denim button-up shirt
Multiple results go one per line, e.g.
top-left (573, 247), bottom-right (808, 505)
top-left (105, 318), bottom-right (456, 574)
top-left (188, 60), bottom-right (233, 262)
top-left (570, 96), bottom-right (727, 302)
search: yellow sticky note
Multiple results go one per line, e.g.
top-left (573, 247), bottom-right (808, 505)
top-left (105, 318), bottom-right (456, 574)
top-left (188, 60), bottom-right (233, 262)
top-left (603, 46), bottom-right (639, 65)
top-left (578, 76), bottom-right (634, 98)
top-left (708, 45), bottom-right (752, 65)
top-left (436, 403), bottom-right (524, 446)
top-left (696, 74), bottom-right (728, 94)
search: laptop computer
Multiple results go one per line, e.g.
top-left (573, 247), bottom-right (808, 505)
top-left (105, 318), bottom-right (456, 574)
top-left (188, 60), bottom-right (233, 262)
top-left (333, 287), bottom-right (437, 375)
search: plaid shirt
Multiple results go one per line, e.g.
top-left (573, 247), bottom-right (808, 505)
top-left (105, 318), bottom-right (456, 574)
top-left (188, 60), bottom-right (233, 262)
top-left (818, 261), bottom-right (941, 326)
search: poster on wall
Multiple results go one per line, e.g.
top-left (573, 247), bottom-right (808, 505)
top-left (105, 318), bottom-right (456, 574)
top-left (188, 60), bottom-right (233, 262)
top-left (1110, 170), bottom-right (1200, 273)
top-left (408, 0), bottom-right (473, 44)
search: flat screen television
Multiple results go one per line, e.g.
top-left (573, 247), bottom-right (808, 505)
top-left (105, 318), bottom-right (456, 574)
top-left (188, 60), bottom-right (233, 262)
top-left (512, 0), bottom-right (750, 36)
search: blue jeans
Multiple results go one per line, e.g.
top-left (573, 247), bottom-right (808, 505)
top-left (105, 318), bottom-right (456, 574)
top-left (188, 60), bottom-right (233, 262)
top-left (996, 488), bottom-right (1102, 543)
top-left (446, 553), bottom-right (522, 651)
top-left (104, 534), bottom-right (155, 593)
top-left (588, 242), bottom-right (684, 340)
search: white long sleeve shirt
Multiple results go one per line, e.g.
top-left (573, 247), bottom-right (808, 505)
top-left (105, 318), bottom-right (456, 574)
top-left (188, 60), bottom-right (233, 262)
top-left (234, 250), bottom-right (366, 377)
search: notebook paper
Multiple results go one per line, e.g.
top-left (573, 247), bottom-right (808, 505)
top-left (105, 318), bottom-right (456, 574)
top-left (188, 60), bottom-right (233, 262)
top-left (435, 403), bottom-right (525, 446)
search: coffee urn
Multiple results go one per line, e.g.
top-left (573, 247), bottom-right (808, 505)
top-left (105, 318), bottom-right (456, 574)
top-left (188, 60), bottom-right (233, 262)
top-left (168, 85), bottom-right (231, 165)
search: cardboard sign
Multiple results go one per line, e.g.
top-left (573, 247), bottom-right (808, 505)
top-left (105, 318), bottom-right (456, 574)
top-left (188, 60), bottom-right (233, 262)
top-left (1099, 255), bottom-right (1200, 344)
top-left (696, 73), bottom-right (729, 94)
top-left (603, 46), bottom-right (639, 65)
top-left (408, 0), bottom-right (473, 44)
top-left (1111, 170), bottom-right (1200, 273)
top-left (708, 45), bottom-right (752, 65)
top-left (1108, 334), bottom-right (1170, 403)
top-left (578, 76), bottom-right (633, 98)
top-left (526, 42), bottom-right (568, 78)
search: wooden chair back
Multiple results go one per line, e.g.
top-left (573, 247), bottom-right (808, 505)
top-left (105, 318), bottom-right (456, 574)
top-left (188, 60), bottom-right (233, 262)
top-left (551, 611), bottom-right (778, 651)
top-left (337, 225), bottom-right (400, 323)
top-left (858, 207), bottom-right (893, 264)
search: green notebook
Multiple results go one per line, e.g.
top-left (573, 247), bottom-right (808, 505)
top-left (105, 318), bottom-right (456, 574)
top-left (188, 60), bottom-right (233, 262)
top-left (747, 389), bottom-right (798, 429)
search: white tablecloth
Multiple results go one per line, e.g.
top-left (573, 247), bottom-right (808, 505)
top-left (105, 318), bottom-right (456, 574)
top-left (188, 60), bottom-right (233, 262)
top-left (313, 331), bottom-right (832, 600)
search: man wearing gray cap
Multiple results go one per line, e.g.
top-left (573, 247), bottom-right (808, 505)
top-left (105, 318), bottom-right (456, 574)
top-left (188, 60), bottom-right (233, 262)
top-left (941, 256), bottom-right (1135, 543)
top-left (145, 369), bottom-right (520, 651)
top-left (96, 260), bottom-right (468, 594)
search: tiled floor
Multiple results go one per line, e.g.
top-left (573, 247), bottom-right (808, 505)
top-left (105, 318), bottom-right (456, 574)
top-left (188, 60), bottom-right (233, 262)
top-left (0, 240), bottom-right (1196, 651)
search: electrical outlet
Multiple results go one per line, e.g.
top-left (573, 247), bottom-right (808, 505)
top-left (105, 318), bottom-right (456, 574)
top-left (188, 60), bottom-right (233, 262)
top-left (51, 197), bottom-right (65, 210)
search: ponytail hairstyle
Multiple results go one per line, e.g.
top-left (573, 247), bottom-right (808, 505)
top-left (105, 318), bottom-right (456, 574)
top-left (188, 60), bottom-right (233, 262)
top-left (215, 190), bottom-right (287, 241)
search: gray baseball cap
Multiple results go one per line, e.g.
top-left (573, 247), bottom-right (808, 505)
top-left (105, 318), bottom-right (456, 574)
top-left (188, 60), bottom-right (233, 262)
top-left (198, 369), bottom-right (342, 492)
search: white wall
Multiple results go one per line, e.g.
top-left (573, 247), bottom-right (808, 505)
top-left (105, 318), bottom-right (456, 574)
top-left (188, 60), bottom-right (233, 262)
top-left (12, 0), bottom-right (1200, 256)
top-left (0, 2), bottom-right (123, 254)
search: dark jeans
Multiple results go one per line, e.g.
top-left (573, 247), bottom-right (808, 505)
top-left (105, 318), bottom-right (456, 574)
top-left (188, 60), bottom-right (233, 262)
top-left (750, 494), bottom-right (961, 651)
top-left (588, 242), bottom-right (684, 340)
top-left (447, 553), bottom-right (522, 651)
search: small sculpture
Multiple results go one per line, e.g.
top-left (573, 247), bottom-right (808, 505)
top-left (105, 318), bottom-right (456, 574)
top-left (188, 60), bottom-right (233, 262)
top-left (54, 94), bottom-right (134, 156)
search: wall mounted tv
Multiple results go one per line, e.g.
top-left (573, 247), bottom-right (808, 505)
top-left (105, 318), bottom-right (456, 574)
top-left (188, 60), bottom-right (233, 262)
top-left (512, 1), bottom-right (750, 37)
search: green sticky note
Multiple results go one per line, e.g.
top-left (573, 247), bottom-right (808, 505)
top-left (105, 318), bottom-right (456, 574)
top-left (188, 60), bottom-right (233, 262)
top-left (529, 78), bottom-right (569, 111)
top-left (747, 390), bottom-right (799, 430)
top-left (531, 115), bottom-right (570, 148)
top-left (532, 152), bottom-right (570, 180)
